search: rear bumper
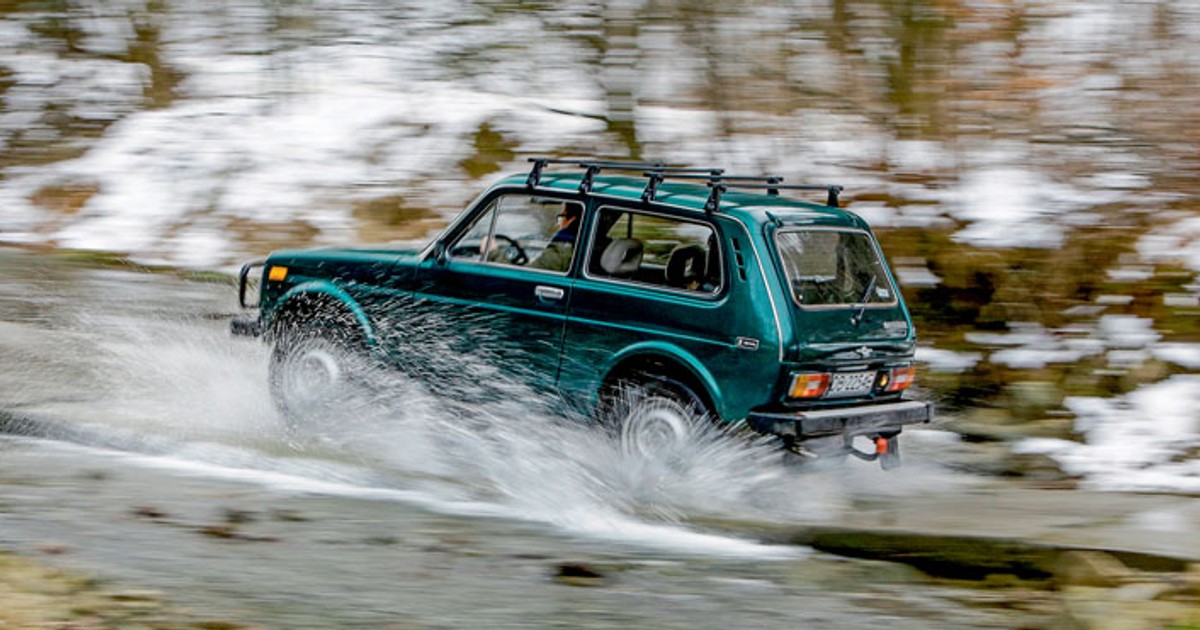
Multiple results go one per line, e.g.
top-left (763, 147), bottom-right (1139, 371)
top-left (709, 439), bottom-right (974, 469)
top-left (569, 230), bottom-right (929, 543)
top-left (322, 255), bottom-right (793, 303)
top-left (746, 400), bottom-right (932, 441)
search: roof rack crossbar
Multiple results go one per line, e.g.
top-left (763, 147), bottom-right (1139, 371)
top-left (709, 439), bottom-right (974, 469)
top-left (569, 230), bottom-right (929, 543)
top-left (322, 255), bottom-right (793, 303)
top-left (664, 174), bottom-right (782, 182)
top-left (524, 156), bottom-right (843, 208)
top-left (644, 166), bottom-right (725, 175)
top-left (527, 157), bottom-right (671, 191)
top-left (639, 168), bottom-right (723, 202)
top-left (529, 158), bottom-right (668, 169)
top-left (721, 183), bottom-right (843, 206)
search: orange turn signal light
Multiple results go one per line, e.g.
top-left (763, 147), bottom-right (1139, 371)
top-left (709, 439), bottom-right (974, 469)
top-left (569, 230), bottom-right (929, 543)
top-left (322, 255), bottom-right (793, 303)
top-left (885, 365), bottom-right (916, 392)
top-left (789, 372), bottom-right (831, 399)
top-left (267, 266), bottom-right (288, 282)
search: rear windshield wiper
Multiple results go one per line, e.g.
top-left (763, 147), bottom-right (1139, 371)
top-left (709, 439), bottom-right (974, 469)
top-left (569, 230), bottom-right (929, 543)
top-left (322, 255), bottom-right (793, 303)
top-left (850, 273), bottom-right (878, 326)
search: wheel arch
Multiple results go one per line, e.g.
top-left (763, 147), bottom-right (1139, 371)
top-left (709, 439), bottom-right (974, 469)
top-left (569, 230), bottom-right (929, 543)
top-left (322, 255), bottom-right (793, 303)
top-left (598, 344), bottom-right (724, 421)
top-left (265, 282), bottom-right (376, 348)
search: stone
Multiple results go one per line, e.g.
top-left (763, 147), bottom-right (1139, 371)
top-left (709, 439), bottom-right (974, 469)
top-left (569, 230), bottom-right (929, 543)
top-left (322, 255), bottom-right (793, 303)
top-left (553, 563), bottom-right (605, 587)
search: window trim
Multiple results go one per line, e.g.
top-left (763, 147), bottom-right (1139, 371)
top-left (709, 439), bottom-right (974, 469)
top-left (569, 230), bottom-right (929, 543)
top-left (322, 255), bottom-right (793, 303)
top-left (580, 203), bottom-right (726, 299)
top-left (446, 193), bottom-right (586, 276)
top-left (772, 226), bottom-right (899, 311)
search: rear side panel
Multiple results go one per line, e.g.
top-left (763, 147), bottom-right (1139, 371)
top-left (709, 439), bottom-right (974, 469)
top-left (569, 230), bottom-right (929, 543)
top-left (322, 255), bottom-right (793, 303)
top-left (558, 213), bottom-right (780, 422)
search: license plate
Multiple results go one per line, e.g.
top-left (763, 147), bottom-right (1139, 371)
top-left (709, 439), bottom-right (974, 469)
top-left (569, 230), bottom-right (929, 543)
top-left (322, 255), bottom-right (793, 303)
top-left (827, 371), bottom-right (876, 397)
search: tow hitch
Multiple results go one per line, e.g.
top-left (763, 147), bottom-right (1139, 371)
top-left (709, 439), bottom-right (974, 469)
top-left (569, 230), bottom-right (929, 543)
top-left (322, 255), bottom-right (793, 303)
top-left (846, 434), bottom-right (901, 470)
top-left (787, 433), bottom-right (902, 470)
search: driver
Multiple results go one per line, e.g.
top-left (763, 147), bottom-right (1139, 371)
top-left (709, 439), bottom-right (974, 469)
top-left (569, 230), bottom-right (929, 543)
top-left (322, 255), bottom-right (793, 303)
top-left (527, 203), bottom-right (581, 271)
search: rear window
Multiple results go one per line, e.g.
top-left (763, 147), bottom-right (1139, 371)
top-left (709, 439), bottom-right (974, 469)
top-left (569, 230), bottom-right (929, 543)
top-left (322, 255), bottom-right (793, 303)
top-left (775, 229), bottom-right (896, 307)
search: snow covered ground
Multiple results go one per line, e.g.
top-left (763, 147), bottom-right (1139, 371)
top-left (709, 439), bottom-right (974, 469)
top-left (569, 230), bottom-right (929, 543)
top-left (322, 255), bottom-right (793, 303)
top-left (1017, 376), bottom-right (1200, 494)
top-left (2, 0), bottom-right (1198, 493)
top-left (2, 0), bottom-right (1198, 269)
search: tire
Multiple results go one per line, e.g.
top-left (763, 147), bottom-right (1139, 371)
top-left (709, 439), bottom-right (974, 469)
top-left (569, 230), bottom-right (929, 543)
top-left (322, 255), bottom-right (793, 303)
top-left (268, 313), bottom-right (373, 427)
top-left (605, 375), bottom-right (711, 459)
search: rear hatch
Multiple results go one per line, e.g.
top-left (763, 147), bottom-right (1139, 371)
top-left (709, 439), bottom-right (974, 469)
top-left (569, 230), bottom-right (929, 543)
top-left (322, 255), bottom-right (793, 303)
top-left (771, 226), bottom-right (916, 404)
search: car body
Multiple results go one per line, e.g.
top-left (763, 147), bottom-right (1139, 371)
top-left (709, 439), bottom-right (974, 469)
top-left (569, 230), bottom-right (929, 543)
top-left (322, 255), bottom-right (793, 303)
top-left (233, 159), bottom-right (931, 467)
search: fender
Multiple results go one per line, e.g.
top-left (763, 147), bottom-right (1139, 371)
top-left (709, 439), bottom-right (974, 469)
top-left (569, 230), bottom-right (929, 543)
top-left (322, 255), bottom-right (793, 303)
top-left (601, 340), bottom-right (730, 420)
top-left (267, 280), bottom-right (378, 347)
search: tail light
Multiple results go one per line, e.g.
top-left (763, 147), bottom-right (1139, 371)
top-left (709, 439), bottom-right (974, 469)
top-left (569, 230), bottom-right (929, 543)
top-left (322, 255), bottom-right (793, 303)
top-left (789, 372), bottom-right (830, 399)
top-left (882, 365), bottom-right (916, 392)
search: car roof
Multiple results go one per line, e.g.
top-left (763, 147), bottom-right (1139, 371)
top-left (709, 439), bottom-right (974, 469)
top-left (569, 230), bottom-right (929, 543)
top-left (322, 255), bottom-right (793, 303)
top-left (491, 172), bottom-right (871, 231)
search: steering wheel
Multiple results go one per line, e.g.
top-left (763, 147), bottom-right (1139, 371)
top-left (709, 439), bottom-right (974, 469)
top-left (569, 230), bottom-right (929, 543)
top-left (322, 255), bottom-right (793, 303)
top-left (492, 234), bottom-right (529, 266)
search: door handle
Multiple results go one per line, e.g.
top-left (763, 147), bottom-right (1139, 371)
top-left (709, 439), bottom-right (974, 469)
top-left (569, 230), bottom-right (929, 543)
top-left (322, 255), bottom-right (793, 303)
top-left (535, 285), bottom-right (565, 301)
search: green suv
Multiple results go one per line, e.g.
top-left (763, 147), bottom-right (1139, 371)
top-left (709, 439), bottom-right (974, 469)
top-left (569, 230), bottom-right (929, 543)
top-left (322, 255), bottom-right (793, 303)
top-left (232, 158), bottom-right (931, 468)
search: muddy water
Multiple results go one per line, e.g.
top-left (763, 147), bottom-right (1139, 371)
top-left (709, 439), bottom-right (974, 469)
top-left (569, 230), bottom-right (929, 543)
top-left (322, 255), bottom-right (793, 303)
top-left (0, 247), bottom-right (1057, 627)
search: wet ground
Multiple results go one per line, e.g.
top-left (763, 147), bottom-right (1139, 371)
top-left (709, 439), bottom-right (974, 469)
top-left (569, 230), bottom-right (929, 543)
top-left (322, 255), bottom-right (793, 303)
top-left (1, 246), bottom-right (1196, 628)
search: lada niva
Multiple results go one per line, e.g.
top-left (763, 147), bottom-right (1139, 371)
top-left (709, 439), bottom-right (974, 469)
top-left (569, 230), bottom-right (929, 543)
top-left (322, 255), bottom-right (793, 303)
top-left (232, 158), bottom-right (931, 468)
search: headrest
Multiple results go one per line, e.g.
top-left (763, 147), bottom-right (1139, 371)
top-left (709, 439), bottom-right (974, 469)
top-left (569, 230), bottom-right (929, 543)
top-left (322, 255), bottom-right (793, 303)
top-left (665, 244), bottom-right (707, 288)
top-left (600, 238), bottom-right (643, 276)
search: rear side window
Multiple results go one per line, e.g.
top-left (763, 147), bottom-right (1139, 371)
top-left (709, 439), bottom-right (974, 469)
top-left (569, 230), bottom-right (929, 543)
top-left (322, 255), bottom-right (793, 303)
top-left (776, 229), bottom-right (896, 307)
top-left (587, 207), bottom-right (721, 294)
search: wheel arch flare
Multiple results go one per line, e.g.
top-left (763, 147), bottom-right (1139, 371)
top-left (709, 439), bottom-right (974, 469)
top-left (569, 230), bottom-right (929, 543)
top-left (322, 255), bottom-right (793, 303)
top-left (597, 342), bottom-right (726, 421)
top-left (266, 281), bottom-right (377, 348)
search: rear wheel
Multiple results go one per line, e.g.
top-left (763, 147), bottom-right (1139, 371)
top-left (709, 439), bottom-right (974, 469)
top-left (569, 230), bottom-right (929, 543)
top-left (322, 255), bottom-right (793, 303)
top-left (269, 314), bottom-right (373, 427)
top-left (605, 376), bottom-right (711, 458)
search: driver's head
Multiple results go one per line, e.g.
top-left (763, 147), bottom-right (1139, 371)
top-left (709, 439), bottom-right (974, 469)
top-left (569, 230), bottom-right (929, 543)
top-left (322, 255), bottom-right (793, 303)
top-left (555, 203), bottom-right (582, 242)
top-left (557, 203), bottom-right (581, 227)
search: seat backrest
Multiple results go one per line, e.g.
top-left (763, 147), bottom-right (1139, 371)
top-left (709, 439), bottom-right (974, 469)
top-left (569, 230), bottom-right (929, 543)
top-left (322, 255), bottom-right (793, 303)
top-left (599, 238), bottom-right (643, 277)
top-left (664, 244), bottom-right (707, 289)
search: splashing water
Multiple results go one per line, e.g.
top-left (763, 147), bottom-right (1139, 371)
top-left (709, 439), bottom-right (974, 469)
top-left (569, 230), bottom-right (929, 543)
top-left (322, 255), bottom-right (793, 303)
top-left (8, 287), bottom-right (958, 559)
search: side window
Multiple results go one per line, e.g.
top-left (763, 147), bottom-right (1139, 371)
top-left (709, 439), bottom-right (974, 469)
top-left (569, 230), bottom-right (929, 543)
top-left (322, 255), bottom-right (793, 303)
top-left (587, 207), bottom-right (721, 294)
top-left (449, 194), bottom-right (584, 274)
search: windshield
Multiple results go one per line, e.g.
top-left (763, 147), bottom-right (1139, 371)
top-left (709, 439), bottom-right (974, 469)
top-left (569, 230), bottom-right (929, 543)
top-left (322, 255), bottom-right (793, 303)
top-left (775, 228), bottom-right (897, 307)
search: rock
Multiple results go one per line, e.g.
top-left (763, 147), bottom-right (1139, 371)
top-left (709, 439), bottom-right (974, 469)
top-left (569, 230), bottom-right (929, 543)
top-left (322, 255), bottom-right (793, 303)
top-left (131, 505), bottom-right (168, 519)
top-left (223, 508), bottom-right (256, 525)
top-left (797, 529), bottom-right (1058, 581)
top-left (553, 563), bottom-right (605, 587)
top-left (1056, 551), bottom-right (1134, 588)
top-left (198, 524), bottom-right (238, 539)
top-left (1005, 452), bottom-right (1074, 484)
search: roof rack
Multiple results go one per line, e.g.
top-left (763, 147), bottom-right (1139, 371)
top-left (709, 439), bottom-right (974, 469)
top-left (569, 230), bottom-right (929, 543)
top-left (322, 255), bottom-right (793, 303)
top-left (525, 157), bottom-right (843, 211)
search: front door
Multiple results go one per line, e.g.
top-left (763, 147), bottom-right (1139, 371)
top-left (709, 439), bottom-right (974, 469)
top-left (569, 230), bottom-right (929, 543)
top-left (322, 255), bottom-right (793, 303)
top-left (412, 191), bottom-right (585, 394)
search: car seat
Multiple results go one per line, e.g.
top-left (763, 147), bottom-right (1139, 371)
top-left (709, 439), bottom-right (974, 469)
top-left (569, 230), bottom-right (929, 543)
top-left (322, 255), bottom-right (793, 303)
top-left (599, 238), bottom-right (643, 277)
top-left (664, 244), bottom-right (707, 289)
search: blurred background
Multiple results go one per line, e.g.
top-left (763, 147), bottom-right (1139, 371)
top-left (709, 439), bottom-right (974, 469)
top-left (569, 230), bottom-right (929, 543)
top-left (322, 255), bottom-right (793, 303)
top-left (3, 0), bottom-right (1198, 491)
top-left (1, 2), bottom-right (1199, 627)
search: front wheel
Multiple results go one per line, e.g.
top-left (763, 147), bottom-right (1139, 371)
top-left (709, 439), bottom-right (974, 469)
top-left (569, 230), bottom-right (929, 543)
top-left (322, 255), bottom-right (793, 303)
top-left (268, 317), bottom-right (373, 427)
top-left (606, 377), bottom-right (711, 459)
